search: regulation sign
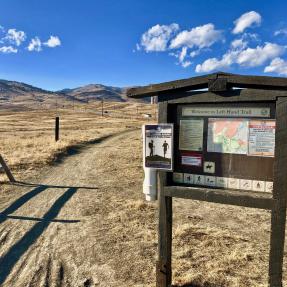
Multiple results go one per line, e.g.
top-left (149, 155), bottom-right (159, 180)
top-left (143, 124), bottom-right (173, 170)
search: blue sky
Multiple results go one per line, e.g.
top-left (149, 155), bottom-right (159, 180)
top-left (0, 0), bottom-right (287, 91)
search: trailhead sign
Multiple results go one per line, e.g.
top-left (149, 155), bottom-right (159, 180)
top-left (128, 72), bottom-right (287, 287)
top-left (144, 124), bottom-right (173, 170)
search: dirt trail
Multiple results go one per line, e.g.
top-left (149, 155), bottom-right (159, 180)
top-left (0, 129), bottom-right (155, 287)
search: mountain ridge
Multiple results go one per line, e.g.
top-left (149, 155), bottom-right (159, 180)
top-left (0, 79), bottom-right (145, 109)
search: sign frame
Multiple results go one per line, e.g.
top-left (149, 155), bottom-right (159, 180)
top-left (143, 123), bottom-right (174, 171)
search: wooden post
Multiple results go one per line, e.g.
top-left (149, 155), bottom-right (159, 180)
top-left (0, 155), bottom-right (15, 183)
top-left (268, 97), bottom-right (287, 287)
top-left (157, 101), bottom-right (172, 287)
top-left (101, 98), bottom-right (104, 116)
top-left (55, 116), bottom-right (60, 142)
top-left (157, 172), bottom-right (172, 287)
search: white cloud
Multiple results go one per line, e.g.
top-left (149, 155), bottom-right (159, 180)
top-left (27, 37), bottom-right (42, 52)
top-left (274, 29), bottom-right (287, 37)
top-left (195, 50), bottom-right (237, 73)
top-left (140, 23), bottom-right (179, 52)
top-left (0, 46), bottom-right (17, 53)
top-left (169, 46), bottom-right (192, 68)
top-left (170, 23), bottom-right (223, 49)
top-left (231, 38), bottom-right (248, 50)
top-left (264, 57), bottom-right (287, 76)
top-left (196, 42), bottom-right (285, 73)
top-left (237, 42), bottom-right (285, 67)
top-left (190, 49), bottom-right (201, 58)
top-left (232, 11), bottom-right (261, 34)
top-left (179, 47), bottom-right (187, 62)
top-left (5, 29), bottom-right (26, 46)
top-left (181, 61), bottom-right (192, 68)
top-left (44, 35), bottom-right (61, 48)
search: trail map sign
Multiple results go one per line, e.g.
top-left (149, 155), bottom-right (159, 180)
top-left (173, 104), bottom-right (275, 192)
top-left (144, 124), bottom-right (173, 170)
top-left (128, 72), bottom-right (287, 287)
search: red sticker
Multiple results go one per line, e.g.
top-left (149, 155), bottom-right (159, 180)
top-left (181, 152), bottom-right (202, 167)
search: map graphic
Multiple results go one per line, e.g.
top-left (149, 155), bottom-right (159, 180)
top-left (207, 118), bottom-right (248, 154)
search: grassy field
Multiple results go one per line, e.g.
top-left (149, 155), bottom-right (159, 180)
top-left (0, 103), bottom-right (286, 287)
top-left (0, 102), bottom-right (155, 183)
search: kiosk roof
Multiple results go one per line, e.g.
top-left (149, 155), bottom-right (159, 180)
top-left (127, 72), bottom-right (287, 98)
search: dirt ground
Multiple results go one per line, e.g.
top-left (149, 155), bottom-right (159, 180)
top-left (1, 111), bottom-right (287, 286)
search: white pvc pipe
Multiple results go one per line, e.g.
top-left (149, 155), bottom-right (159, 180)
top-left (143, 167), bottom-right (157, 201)
top-left (142, 125), bottom-right (157, 201)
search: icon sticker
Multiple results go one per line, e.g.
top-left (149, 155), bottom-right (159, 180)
top-left (194, 174), bottom-right (205, 185)
top-left (205, 176), bottom-right (216, 187)
top-left (184, 173), bottom-right (194, 184)
top-left (204, 161), bottom-right (215, 174)
top-left (265, 181), bottom-right (273, 192)
top-left (216, 177), bottom-right (229, 188)
top-left (239, 179), bottom-right (252, 191)
top-left (228, 178), bottom-right (240, 189)
top-left (252, 180), bottom-right (265, 192)
top-left (173, 173), bottom-right (183, 183)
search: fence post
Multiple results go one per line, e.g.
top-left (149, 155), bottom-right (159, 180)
top-left (55, 116), bottom-right (60, 142)
top-left (0, 155), bottom-right (16, 183)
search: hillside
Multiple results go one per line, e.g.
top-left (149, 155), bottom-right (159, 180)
top-left (58, 84), bottom-right (131, 102)
top-left (0, 79), bottom-right (146, 110)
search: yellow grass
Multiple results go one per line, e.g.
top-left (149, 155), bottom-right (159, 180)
top-left (0, 102), bottom-right (155, 182)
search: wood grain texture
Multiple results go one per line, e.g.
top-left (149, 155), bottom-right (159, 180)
top-left (157, 101), bottom-right (172, 287)
top-left (158, 88), bottom-right (287, 103)
top-left (269, 97), bottom-right (287, 287)
top-left (164, 186), bottom-right (274, 210)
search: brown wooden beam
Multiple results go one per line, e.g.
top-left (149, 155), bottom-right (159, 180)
top-left (164, 186), bottom-right (274, 210)
top-left (127, 72), bottom-right (287, 98)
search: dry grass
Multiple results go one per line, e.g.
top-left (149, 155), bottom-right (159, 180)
top-left (0, 102), bottom-right (155, 183)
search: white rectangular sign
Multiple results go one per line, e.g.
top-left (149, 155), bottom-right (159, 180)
top-left (144, 124), bottom-right (173, 170)
top-left (248, 120), bottom-right (275, 157)
top-left (179, 119), bottom-right (204, 151)
top-left (182, 107), bottom-right (270, 118)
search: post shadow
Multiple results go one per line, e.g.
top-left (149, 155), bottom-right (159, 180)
top-left (0, 185), bottom-right (48, 225)
top-left (0, 187), bottom-right (78, 285)
top-left (12, 181), bottom-right (99, 190)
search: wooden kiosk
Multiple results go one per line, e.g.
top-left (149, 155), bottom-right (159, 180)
top-left (128, 72), bottom-right (287, 287)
